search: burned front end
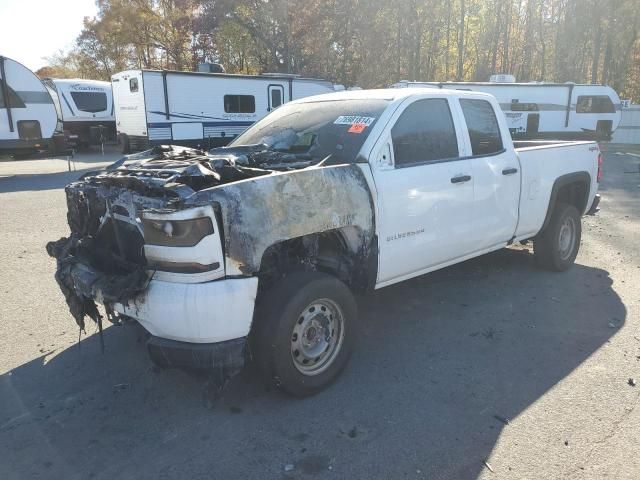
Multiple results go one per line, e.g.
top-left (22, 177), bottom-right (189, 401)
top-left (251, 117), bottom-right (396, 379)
top-left (47, 143), bottom-right (376, 386)
top-left (46, 146), bottom-right (269, 378)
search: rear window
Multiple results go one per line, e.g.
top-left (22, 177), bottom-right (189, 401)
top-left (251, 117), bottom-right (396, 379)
top-left (460, 99), bottom-right (504, 156)
top-left (224, 95), bottom-right (256, 113)
top-left (576, 95), bottom-right (615, 114)
top-left (70, 91), bottom-right (108, 113)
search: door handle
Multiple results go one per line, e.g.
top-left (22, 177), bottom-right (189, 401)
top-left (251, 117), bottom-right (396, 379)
top-left (502, 167), bottom-right (518, 175)
top-left (451, 174), bottom-right (472, 184)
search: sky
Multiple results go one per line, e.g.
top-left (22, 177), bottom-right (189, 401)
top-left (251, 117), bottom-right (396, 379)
top-left (0, 0), bottom-right (98, 72)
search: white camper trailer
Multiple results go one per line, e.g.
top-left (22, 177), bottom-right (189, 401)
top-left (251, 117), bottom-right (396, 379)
top-left (393, 79), bottom-right (621, 140)
top-left (0, 55), bottom-right (57, 155)
top-left (43, 78), bottom-right (116, 148)
top-left (111, 69), bottom-right (338, 152)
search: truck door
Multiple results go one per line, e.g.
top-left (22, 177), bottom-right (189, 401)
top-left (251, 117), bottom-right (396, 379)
top-left (457, 98), bottom-right (520, 249)
top-left (268, 84), bottom-right (285, 112)
top-left (371, 97), bottom-right (476, 286)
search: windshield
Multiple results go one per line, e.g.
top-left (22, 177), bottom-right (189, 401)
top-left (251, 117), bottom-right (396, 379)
top-left (230, 99), bottom-right (390, 164)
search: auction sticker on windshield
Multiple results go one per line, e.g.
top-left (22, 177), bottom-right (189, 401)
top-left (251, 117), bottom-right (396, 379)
top-left (347, 123), bottom-right (367, 133)
top-left (334, 116), bottom-right (376, 126)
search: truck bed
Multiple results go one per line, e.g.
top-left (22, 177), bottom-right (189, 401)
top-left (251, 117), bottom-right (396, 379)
top-left (513, 140), bottom-right (600, 239)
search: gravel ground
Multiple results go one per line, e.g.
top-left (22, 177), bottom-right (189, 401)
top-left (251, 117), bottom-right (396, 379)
top-left (0, 146), bottom-right (638, 480)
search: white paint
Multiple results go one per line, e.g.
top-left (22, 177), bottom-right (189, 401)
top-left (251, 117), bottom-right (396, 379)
top-left (114, 277), bottom-right (259, 343)
top-left (171, 122), bottom-right (203, 140)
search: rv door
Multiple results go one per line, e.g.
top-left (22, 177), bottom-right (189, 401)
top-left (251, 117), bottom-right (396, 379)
top-left (267, 84), bottom-right (285, 112)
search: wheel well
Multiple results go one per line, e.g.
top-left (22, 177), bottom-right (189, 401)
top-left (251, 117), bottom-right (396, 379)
top-left (556, 180), bottom-right (589, 213)
top-left (541, 172), bottom-right (590, 231)
top-left (256, 227), bottom-right (376, 295)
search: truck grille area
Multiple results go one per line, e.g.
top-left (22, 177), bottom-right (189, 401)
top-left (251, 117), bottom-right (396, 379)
top-left (46, 183), bottom-right (150, 332)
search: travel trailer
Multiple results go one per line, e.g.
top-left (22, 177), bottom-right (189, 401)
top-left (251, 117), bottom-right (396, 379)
top-left (43, 78), bottom-right (116, 148)
top-left (111, 69), bottom-right (340, 152)
top-left (393, 78), bottom-right (621, 140)
top-left (0, 55), bottom-right (57, 155)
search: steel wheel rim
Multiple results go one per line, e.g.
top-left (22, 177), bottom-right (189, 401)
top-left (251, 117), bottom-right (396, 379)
top-left (290, 298), bottom-right (345, 376)
top-left (558, 216), bottom-right (576, 260)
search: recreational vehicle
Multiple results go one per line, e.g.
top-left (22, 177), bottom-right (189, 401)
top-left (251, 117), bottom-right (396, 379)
top-left (393, 78), bottom-right (621, 140)
top-left (43, 78), bottom-right (116, 148)
top-left (111, 69), bottom-right (339, 152)
top-left (0, 55), bottom-right (57, 155)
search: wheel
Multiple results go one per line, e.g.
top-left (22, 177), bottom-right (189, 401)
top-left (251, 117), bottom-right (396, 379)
top-left (251, 271), bottom-right (357, 397)
top-left (120, 133), bottom-right (131, 154)
top-left (534, 202), bottom-right (581, 271)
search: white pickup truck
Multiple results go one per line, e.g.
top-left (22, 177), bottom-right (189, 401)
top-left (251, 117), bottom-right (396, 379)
top-left (48, 88), bottom-right (602, 396)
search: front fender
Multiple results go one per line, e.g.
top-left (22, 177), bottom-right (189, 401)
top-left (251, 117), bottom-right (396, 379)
top-left (190, 164), bottom-right (376, 276)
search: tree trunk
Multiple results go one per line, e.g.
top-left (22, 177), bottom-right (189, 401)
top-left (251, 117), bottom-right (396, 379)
top-left (457, 0), bottom-right (466, 80)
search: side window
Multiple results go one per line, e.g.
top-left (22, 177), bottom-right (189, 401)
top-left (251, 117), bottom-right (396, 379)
top-left (460, 99), bottom-right (504, 156)
top-left (391, 98), bottom-right (459, 166)
top-left (129, 77), bottom-right (138, 93)
top-left (271, 88), bottom-right (282, 108)
top-left (576, 95), bottom-right (615, 114)
top-left (224, 94), bottom-right (256, 113)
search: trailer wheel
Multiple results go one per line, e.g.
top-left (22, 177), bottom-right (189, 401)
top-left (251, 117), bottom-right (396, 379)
top-left (119, 133), bottom-right (131, 154)
top-left (251, 271), bottom-right (357, 397)
top-left (534, 202), bottom-right (581, 272)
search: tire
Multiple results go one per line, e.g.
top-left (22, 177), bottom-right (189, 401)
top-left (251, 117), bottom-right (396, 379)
top-left (120, 133), bottom-right (131, 154)
top-left (534, 202), bottom-right (581, 272)
top-left (251, 271), bottom-right (357, 397)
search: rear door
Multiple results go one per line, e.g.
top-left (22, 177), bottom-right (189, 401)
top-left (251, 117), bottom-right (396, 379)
top-left (371, 96), bottom-right (476, 286)
top-left (456, 97), bottom-right (520, 249)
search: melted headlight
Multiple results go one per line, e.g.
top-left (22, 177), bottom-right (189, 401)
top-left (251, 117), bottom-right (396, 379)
top-left (142, 217), bottom-right (214, 247)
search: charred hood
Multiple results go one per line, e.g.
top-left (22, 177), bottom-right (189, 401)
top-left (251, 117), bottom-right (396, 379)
top-left (79, 144), bottom-right (330, 198)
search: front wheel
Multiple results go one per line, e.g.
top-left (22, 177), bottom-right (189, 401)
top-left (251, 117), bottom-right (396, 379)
top-left (251, 271), bottom-right (357, 397)
top-left (534, 202), bottom-right (582, 271)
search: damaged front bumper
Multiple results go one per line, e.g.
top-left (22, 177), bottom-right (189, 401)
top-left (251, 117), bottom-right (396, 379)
top-left (66, 258), bottom-right (259, 372)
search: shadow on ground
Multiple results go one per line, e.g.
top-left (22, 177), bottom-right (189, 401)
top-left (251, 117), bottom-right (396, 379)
top-left (0, 248), bottom-right (624, 480)
top-left (0, 166), bottom-right (107, 194)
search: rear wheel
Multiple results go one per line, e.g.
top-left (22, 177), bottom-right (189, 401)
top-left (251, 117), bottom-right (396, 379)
top-left (534, 202), bottom-right (581, 271)
top-left (251, 271), bottom-right (357, 397)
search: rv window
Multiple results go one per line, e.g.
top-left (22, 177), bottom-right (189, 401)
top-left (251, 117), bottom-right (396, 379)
top-left (511, 102), bottom-right (539, 111)
top-left (271, 89), bottom-right (283, 108)
top-left (460, 99), bottom-right (504, 156)
top-left (224, 95), bottom-right (255, 113)
top-left (129, 78), bottom-right (139, 93)
top-left (391, 99), bottom-right (459, 166)
top-left (576, 95), bottom-right (615, 114)
top-left (70, 92), bottom-right (107, 113)
top-left (0, 85), bottom-right (26, 109)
